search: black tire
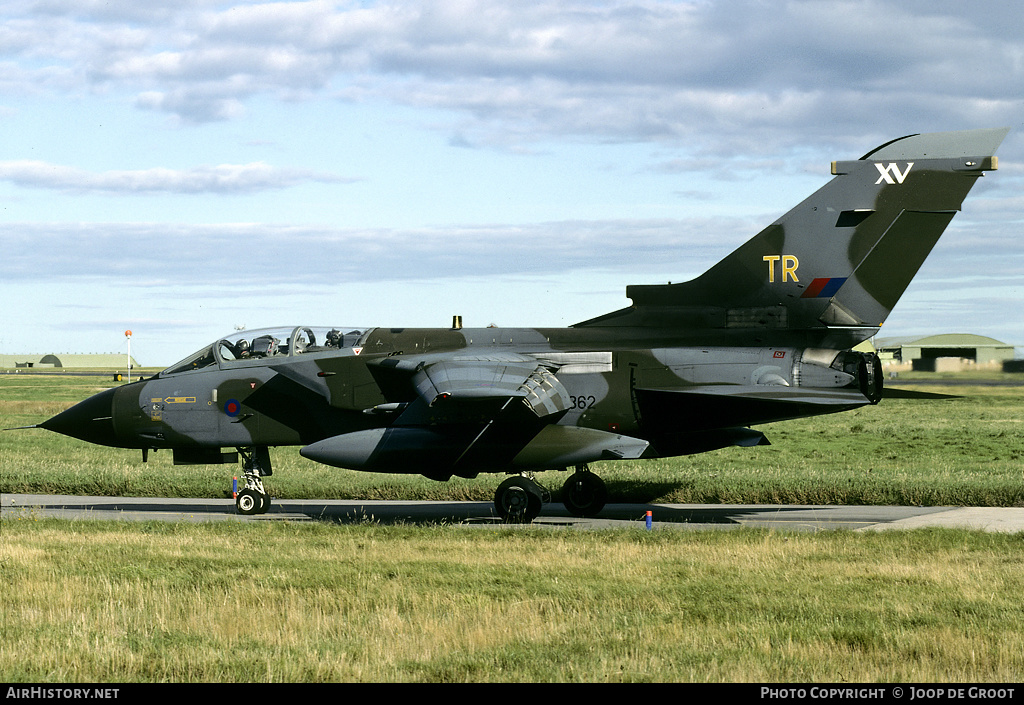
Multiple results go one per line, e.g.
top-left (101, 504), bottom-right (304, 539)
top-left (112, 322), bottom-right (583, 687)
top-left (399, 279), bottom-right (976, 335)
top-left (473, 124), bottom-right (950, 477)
top-left (562, 471), bottom-right (608, 517)
top-left (495, 477), bottom-right (544, 523)
top-left (236, 488), bottom-right (264, 515)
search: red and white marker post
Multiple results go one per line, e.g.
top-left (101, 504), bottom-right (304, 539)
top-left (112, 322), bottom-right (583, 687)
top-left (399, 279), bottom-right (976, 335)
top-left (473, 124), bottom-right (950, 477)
top-left (125, 330), bottom-right (132, 383)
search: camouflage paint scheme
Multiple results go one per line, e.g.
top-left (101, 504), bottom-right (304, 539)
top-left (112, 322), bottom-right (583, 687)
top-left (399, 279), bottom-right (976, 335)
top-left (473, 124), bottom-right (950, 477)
top-left (36, 128), bottom-right (1009, 521)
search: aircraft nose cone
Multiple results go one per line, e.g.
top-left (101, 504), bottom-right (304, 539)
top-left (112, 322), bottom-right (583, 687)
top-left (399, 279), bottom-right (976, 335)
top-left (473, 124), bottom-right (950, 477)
top-left (40, 386), bottom-right (121, 447)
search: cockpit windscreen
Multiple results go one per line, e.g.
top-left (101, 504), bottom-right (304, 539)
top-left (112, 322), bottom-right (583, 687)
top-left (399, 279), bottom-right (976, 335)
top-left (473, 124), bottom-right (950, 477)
top-left (161, 326), bottom-right (368, 376)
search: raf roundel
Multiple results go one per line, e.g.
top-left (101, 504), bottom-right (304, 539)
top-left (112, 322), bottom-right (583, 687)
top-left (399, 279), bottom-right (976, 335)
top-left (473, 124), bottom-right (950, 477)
top-left (223, 399), bottom-right (242, 417)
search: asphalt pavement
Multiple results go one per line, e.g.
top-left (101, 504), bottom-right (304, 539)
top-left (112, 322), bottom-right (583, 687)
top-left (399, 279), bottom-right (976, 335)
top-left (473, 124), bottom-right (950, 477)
top-left (3, 494), bottom-right (1023, 533)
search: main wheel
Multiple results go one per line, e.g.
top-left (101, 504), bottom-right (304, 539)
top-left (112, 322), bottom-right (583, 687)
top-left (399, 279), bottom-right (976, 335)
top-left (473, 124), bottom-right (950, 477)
top-left (236, 488), bottom-right (264, 516)
top-left (562, 471), bottom-right (608, 517)
top-left (495, 477), bottom-right (544, 523)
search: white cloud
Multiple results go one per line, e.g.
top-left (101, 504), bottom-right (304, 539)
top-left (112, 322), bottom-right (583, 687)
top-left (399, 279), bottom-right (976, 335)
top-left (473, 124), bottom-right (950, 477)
top-left (6, 211), bottom-right (1020, 296)
top-left (0, 160), bottom-right (358, 193)
top-left (0, 218), bottom-right (740, 285)
top-left (4, 0), bottom-right (1022, 144)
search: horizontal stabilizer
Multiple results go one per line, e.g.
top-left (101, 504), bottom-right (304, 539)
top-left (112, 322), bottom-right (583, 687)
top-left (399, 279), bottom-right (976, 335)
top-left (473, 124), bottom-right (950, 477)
top-left (636, 385), bottom-right (871, 432)
top-left (657, 384), bottom-right (871, 405)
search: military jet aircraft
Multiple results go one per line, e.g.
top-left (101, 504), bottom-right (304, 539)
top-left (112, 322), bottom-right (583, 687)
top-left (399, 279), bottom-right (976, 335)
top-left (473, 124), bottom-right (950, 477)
top-left (28, 127), bottom-right (1008, 522)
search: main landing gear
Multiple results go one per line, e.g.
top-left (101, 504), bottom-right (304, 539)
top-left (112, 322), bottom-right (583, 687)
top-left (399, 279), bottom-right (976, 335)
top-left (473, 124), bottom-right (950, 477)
top-left (560, 465), bottom-right (608, 518)
top-left (236, 446), bottom-right (272, 515)
top-left (494, 475), bottom-right (550, 523)
top-left (493, 465), bottom-right (608, 523)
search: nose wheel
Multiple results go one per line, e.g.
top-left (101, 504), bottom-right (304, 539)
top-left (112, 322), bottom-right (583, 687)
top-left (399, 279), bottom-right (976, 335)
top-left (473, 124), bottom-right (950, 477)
top-left (236, 487), bottom-right (267, 515)
top-left (236, 446), bottom-right (272, 515)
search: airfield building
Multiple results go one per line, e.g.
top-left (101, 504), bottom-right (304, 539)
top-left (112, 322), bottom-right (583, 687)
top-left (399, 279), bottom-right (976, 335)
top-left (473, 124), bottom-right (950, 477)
top-left (0, 354), bottom-right (140, 370)
top-left (875, 334), bottom-right (1015, 371)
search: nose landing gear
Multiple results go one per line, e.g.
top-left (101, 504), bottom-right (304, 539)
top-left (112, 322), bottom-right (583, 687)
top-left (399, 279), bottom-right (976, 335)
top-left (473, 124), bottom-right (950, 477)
top-left (236, 446), bottom-right (272, 515)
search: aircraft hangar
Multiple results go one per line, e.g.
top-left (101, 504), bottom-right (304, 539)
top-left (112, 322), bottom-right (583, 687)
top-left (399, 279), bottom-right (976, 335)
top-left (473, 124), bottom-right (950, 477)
top-left (875, 334), bottom-right (1015, 371)
top-left (0, 353), bottom-right (140, 370)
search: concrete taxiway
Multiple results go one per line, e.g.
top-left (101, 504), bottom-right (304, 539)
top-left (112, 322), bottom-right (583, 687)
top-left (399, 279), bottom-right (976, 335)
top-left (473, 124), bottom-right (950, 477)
top-left (3, 494), bottom-right (1023, 533)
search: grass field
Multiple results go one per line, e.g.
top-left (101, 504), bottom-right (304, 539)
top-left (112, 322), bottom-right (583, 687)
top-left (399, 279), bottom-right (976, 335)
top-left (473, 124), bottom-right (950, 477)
top-left (2, 370), bottom-right (1023, 506)
top-left (2, 520), bottom-right (1023, 682)
top-left (2, 370), bottom-right (1023, 682)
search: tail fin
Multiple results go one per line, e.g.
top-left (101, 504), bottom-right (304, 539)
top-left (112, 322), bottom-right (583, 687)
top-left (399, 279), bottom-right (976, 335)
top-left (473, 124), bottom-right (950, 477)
top-left (578, 127), bottom-right (1008, 343)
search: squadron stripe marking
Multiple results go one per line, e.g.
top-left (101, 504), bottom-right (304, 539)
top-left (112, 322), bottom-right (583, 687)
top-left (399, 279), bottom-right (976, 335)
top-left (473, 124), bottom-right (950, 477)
top-left (801, 277), bottom-right (847, 299)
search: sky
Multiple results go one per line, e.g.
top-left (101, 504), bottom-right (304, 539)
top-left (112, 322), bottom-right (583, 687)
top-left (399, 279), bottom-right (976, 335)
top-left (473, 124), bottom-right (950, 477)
top-left (2, 0), bottom-right (1023, 367)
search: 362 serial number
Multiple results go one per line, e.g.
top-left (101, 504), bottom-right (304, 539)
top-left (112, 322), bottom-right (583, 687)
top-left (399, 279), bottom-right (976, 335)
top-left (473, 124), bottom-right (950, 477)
top-left (569, 395), bottom-right (597, 410)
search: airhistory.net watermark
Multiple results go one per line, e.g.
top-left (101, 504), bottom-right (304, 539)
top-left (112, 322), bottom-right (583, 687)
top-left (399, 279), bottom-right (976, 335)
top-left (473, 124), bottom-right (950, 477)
top-left (5, 688), bottom-right (119, 700)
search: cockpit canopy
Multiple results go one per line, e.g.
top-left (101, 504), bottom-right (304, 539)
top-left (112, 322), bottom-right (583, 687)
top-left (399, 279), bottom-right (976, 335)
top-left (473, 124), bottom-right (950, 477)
top-left (161, 326), bottom-right (369, 376)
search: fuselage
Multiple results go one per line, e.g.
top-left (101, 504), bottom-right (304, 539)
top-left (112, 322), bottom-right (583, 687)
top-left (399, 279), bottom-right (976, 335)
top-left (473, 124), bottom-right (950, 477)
top-left (42, 324), bottom-right (880, 478)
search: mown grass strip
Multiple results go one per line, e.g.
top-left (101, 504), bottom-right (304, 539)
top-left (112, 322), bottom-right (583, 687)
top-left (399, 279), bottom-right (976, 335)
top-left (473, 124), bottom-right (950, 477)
top-left (2, 520), bottom-right (1022, 682)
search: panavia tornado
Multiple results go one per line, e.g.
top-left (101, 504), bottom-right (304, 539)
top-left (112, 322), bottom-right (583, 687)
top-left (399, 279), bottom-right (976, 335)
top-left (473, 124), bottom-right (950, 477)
top-left (28, 128), bottom-right (1009, 521)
